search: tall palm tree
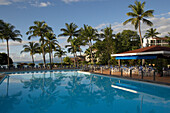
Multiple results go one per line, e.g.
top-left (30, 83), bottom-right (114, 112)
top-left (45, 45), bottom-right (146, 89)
top-left (100, 26), bottom-right (115, 65)
top-left (123, 1), bottom-right (154, 48)
top-left (26, 21), bottom-right (52, 66)
top-left (144, 28), bottom-right (160, 38)
top-left (0, 20), bottom-right (5, 37)
top-left (80, 25), bottom-right (98, 64)
top-left (58, 23), bottom-right (80, 42)
top-left (0, 21), bottom-right (22, 67)
top-left (76, 36), bottom-right (86, 56)
top-left (54, 48), bottom-right (67, 66)
top-left (21, 42), bottom-right (39, 64)
top-left (65, 38), bottom-right (79, 66)
top-left (44, 32), bottom-right (59, 69)
top-left (165, 32), bottom-right (170, 47)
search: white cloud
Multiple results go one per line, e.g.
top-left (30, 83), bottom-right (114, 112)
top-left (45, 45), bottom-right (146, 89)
top-left (0, 0), bottom-right (12, 5)
top-left (58, 36), bottom-right (68, 40)
top-left (95, 23), bottom-right (109, 29)
top-left (95, 16), bottom-right (170, 37)
top-left (155, 12), bottom-right (170, 17)
top-left (31, 1), bottom-right (51, 7)
top-left (0, 0), bottom-right (52, 7)
top-left (10, 51), bottom-right (44, 62)
top-left (61, 0), bottom-right (104, 4)
top-left (62, 0), bottom-right (80, 4)
top-left (0, 40), bottom-right (39, 46)
top-left (0, 47), bottom-right (6, 51)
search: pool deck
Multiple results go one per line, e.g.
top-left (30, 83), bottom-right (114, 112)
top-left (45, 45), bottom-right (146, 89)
top-left (89, 69), bottom-right (170, 86)
top-left (1, 68), bottom-right (170, 86)
top-left (0, 67), bottom-right (78, 73)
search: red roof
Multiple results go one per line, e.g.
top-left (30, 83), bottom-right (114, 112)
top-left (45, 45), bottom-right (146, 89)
top-left (118, 45), bottom-right (170, 54)
top-left (152, 37), bottom-right (168, 40)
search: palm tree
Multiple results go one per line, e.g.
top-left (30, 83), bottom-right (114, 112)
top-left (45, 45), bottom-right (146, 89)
top-left (0, 21), bottom-right (22, 67)
top-left (54, 48), bottom-right (67, 66)
top-left (144, 28), bottom-right (160, 38)
top-left (100, 26), bottom-right (115, 65)
top-left (76, 36), bottom-right (86, 56)
top-left (26, 21), bottom-right (52, 66)
top-left (165, 32), bottom-right (170, 47)
top-left (80, 25), bottom-right (98, 64)
top-left (44, 32), bottom-right (59, 69)
top-left (21, 42), bottom-right (39, 64)
top-left (58, 23), bottom-right (80, 42)
top-left (123, 1), bottom-right (154, 48)
top-left (65, 38), bottom-right (79, 66)
top-left (0, 20), bottom-right (5, 37)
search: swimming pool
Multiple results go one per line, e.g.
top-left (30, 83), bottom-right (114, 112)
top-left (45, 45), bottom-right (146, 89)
top-left (0, 70), bottom-right (170, 113)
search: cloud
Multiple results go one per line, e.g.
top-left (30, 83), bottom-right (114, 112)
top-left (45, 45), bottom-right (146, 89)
top-left (95, 23), bottom-right (110, 29)
top-left (155, 12), bottom-right (170, 17)
top-left (61, 0), bottom-right (104, 4)
top-left (62, 0), bottom-right (80, 4)
top-left (95, 16), bottom-right (170, 37)
top-left (58, 36), bottom-right (68, 40)
top-left (0, 0), bottom-right (52, 7)
top-left (31, 1), bottom-right (52, 7)
top-left (0, 40), bottom-right (39, 46)
top-left (10, 52), bottom-right (42, 62)
top-left (0, 47), bottom-right (6, 51)
top-left (0, 0), bottom-right (12, 5)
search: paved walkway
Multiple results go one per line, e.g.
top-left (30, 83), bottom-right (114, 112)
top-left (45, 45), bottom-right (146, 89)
top-left (93, 69), bottom-right (170, 84)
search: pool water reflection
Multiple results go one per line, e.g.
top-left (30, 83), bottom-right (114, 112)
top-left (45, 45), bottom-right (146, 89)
top-left (0, 70), bottom-right (170, 113)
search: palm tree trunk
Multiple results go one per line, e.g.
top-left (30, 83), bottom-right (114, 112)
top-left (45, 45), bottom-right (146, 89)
top-left (74, 53), bottom-right (76, 67)
top-left (6, 39), bottom-right (10, 67)
top-left (138, 21), bottom-right (143, 48)
top-left (41, 37), bottom-right (46, 67)
top-left (89, 41), bottom-right (94, 64)
top-left (51, 51), bottom-right (53, 63)
top-left (139, 22), bottom-right (145, 65)
top-left (31, 54), bottom-right (35, 64)
top-left (42, 47), bottom-right (46, 66)
top-left (49, 45), bottom-right (52, 69)
top-left (79, 46), bottom-right (81, 56)
top-left (61, 57), bottom-right (62, 66)
top-left (76, 53), bottom-right (78, 67)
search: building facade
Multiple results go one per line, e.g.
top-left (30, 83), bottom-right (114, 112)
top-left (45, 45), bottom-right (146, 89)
top-left (143, 37), bottom-right (169, 47)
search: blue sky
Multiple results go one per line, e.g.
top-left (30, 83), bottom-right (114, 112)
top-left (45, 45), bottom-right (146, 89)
top-left (0, 0), bottom-right (170, 62)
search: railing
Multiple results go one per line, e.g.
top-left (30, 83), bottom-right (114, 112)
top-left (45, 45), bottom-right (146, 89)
top-left (1, 65), bottom-right (170, 84)
top-left (81, 65), bottom-right (170, 84)
top-left (0, 64), bottom-right (83, 72)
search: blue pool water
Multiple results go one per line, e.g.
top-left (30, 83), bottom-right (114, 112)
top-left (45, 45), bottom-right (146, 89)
top-left (0, 70), bottom-right (170, 113)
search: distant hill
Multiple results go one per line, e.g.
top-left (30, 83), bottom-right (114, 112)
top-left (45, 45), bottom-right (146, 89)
top-left (14, 57), bottom-right (62, 64)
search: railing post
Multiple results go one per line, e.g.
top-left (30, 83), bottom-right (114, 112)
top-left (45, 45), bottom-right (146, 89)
top-left (121, 69), bottom-right (123, 77)
top-left (141, 70), bottom-right (143, 79)
top-left (101, 67), bottom-right (103, 74)
top-left (153, 70), bottom-right (156, 81)
top-left (130, 69), bottom-right (132, 78)
top-left (110, 68), bottom-right (112, 75)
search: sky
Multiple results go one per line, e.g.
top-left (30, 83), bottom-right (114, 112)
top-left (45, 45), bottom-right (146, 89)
top-left (0, 0), bottom-right (170, 62)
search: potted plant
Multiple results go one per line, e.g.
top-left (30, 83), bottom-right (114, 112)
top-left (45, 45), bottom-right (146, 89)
top-left (28, 63), bottom-right (35, 68)
top-left (38, 63), bottom-right (43, 68)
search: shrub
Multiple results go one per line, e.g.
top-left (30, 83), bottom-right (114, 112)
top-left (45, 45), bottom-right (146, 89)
top-left (38, 63), bottom-right (43, 66)
top-left (28, 63), bottom-right (34, 66)
top-left (0, 53), bottom-right (13, 65)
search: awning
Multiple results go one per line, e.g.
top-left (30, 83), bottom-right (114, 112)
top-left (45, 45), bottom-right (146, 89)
top-left (112, 51), bottom-right (170, 57)
top-left (115, 55), bottom-right (157, 60)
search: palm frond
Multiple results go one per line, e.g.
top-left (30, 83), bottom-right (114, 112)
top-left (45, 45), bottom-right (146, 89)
top-left (142, 18), bottom-right (153, 26)
top-left (123, 18), bottom-right (134, 25)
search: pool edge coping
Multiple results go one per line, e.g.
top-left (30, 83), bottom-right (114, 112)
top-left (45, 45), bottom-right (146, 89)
top-left (78, 71), bottom-right (170, 87)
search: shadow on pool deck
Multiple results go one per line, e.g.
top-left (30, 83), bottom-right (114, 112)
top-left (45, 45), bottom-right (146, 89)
top-left (1, 67), bottom-right (170, 86)
top-left (88, 69), bottom-right (170, 86)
